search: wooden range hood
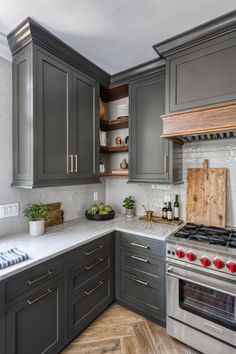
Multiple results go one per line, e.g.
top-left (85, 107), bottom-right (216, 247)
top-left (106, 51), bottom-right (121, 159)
top-left (161, 101), bottom-right (236, 143)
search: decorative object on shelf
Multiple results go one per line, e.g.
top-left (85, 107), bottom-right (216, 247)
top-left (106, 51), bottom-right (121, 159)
top-left (99, 99), bottom-right (105, 120)
top-left (115, 136), bottom-right (122, 145)
top-left (123, 196), bottom-right (135, 218)
top-left (117, 103), bottom-right (128, 118)
top-left (125, 136), bottom-right (129, 145)
top-left (45, 202), bottom-right (64, 228)
top-left (100, 162), bottom-right (105, 173)
top-left (100, 131), bottom-right (107, 147)
top-left (111, 168), bottom-right (128, 175)
top-left (85, 202), bottom-right (115, 221)
top-left (120, 158), bottom-right (128, 169)
top-left (23, 204), bottom-right (49, 236)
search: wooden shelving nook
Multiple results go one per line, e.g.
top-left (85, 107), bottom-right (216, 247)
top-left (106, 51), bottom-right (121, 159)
top-left (100, 117), bottom-right (128, 131)
top-left (100, 146), bottom-right (128, 153)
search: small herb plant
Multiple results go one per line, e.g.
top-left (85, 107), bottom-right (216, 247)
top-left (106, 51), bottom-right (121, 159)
top-left (123, 196), bottom-right (135, 210)
top-left (24, 204), bottom-right (48, 221)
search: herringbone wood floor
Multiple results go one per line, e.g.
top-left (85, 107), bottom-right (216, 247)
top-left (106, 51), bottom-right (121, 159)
top-left (62, 304), bottom-right (200, 354)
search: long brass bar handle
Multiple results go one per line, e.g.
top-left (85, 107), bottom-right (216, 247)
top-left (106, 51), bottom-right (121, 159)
top-left (132, 276), bottom-right (149, 287)
top-left (131, 255), bottom-right (149, 263)
top-left (164, 155), bottom-right (168, 173)
top-left (27, 288), bottom-right (53, 305)
top-left (74, 154), bottom-right (78, 173)
top-left (84, 281), bottom-right (104, 296)
top-left (84, 258), bottom-right (104, 270)
top-left (131, 242), bottom-right (149, 249)
top-left (69, 154), bottom-right (74, 173)
top-left (84, 245), bottom-right (104, 256)
top-left (27, 270), bottom-right (54, 285)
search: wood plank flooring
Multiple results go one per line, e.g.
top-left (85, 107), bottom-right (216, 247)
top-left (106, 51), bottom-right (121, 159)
top-left (62, 304), bottom-right (200, 354)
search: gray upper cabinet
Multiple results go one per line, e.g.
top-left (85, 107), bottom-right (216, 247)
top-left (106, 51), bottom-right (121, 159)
top-left (129, 70), bottom-right (182, 184)
top-left (11, 44), bottom-right (100, 188)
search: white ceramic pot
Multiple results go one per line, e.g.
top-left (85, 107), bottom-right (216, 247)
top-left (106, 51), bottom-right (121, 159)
top-left (125, 208), bottom-right (135, 218)
top-left (29, 220), bottom-right (45, 236)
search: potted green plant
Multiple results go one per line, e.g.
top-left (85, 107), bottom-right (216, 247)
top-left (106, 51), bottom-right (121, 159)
top-left (24, 204), bottom-right (48, 236)
top-left (123, 196), bottom-right (135, 218)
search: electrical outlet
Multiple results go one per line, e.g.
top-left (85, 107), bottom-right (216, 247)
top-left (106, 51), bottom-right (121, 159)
top-left (93, 192), bottom-right (98, 201)
top-left (0, 203), bottom-right (19, 219)
top-left (164, 196), bottom-right (171, 203)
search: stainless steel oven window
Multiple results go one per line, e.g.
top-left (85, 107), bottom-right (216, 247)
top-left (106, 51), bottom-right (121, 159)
top-left (179, 280), bottom-right (236, 331)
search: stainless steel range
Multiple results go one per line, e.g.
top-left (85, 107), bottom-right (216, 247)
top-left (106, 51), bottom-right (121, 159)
top-left (166, 223), bottom-right (236, 354)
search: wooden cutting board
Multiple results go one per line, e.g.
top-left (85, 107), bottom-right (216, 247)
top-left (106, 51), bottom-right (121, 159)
top-left (45, 202), bottom-right (64, 228)
top-left (186, 160), bottom-right (227, 227)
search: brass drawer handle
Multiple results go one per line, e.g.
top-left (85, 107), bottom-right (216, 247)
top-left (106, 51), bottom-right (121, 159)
top-left (84, 281), bottom-right (104, 296)
top-left (131, 242), bottom-right (149, 249)
top-left (74, 154), bottom-right (78, 173)
top-left (84, 245), bottom-right (104, 256)
top-left (69, 154), bottom-right (74, 173)
top-left (27, 270), bottom-right (54, 285)
top-left (131, 255), bottom-right (149, 263)
top-left (132, 276), bottom-right (149, 287)
top-left (84, 258), bottom-right (104, 270)
top-left (27, 288), bottom-right (53, 305)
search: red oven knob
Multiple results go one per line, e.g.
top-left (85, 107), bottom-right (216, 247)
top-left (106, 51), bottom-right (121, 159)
top-left (226, 261), bottom-right (236, 273)
top-left (213, 258), bottom-right (225, 269)
top-left (200, 256), bottom-right (211, 267)
top-left (176, 249), bottom-right (185, 259)
top-left (187, 251), bottom-right (197, 262)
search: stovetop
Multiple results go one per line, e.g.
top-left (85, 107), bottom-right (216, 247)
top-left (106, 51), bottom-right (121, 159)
top-left (174, 223), bottom-right (236, 248)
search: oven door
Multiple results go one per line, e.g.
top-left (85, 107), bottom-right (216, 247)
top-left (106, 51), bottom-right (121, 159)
top-left (167, 264), bottom-right (236, 347)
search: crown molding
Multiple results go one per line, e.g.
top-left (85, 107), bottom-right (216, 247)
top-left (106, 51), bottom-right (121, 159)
top-left (0, 33), bottom-right (12, 62)
top-left (153, 10), bottom-right (236, 58)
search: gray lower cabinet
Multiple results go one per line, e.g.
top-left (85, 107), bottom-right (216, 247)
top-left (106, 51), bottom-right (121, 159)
top-left (116, 232), bottom-right (166, 324)
top-left (129, 70), bottom-right (182, 183)
top-left (5, 277), bottom-right (65, 354)
top-left (12, 43), bottom-right (99, 188)
top-left (0, 283), bottom-right (5, 354)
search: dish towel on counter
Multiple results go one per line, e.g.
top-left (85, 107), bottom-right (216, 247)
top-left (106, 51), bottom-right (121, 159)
top-left (0, 248), bottom-right (29, 269)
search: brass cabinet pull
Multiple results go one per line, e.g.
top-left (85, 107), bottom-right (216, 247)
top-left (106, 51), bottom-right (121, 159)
top-left (74, 154), bottom-right (78, 173)
top-left (84, 281), bottom-right (104, 296)
top-left (84, 258), bottom-right (104, 270)
top-left (27, 270), bottom-right (54, 285)
top-left (131, 255), bottom-right (149, 263)
top-left (164, 155), bottom-right (168, 173)
top-left (132, 276), bottom-right (149, 287)
top-left (27, 288), bottom-right (53, 305)
top-left (69, 154), bottom-right (74, 173)
top-left (84, 245), bottom-right (104, 256)
top-left (131, 242), bottom-right (149, 249)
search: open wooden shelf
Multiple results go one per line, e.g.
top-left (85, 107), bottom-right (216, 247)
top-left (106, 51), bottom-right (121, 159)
top-left (100, 117), bottom-right (128, 131)
top-left (100, 145), bottom-right (128, 153)
top-left (100, 83), bottom-right (128, 103)
top-left (100, 172), bottom-right (128, 177)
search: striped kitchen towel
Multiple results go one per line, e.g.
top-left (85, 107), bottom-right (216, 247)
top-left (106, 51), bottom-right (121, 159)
top-left (0, 248), bottom-right (29, 269)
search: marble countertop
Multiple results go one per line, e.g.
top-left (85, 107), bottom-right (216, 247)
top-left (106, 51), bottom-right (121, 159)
top-left (0, 214), bottom-right (180, 281)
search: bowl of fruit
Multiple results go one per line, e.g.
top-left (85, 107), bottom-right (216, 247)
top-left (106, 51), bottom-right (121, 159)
top-left (85, 202), bottom-right (115, 221)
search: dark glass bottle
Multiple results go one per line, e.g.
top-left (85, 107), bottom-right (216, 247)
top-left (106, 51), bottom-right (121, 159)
top-left (167, 202), bottom-right (172, 221)
top-left (174, 195), bottom-right (180, 221)
top-left (162, 202), bottom-right (168, 219)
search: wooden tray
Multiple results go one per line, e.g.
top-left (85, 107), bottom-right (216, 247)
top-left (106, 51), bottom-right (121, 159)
top-left (139, 215), bottom-right (183, 226)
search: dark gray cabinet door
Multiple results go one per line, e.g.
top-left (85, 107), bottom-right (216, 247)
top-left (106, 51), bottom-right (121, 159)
top-left (71, 70), bottom-right (99, 181)
top-left (0, 283), bottom-right (5, 354)
top-left (6, 277), bottom-right (64, 354)
top-left (35, 49), bottom-right (73, 184)
top-left (129, 71), bottom-right (170, 183)
top-left (166, 33), bottom-right (236, 112)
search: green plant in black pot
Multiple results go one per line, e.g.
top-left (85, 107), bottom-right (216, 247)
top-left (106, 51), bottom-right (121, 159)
top-left (123, 196), bottom-right (135, 218)
top-left (24, 204), bottom-right (48, 236)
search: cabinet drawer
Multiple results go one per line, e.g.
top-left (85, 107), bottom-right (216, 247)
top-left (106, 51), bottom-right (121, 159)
top-left (120, 249), bottom-right (165, 283)
top-left (68, 233), bottom-right (114, 268)
top-left (6, 256), bottom-right (64, 302)
top-left (68, 252), bottom-right (113, 296)
top-left (119, 233), bottom-right (165, 259)
top-left (120, 271), bottom-right (165, 321)
top-left (68, 271), bottom-right (114, 337)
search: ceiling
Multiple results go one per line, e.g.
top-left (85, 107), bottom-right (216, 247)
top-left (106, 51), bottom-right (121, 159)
top-left (0, 0), bottom-right (235, 74)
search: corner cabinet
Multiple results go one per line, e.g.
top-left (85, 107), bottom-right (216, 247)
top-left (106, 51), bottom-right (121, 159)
top-left (12, 44), bottom-right (99, 188)
top-left (129, 69), bottom-right (182, 183)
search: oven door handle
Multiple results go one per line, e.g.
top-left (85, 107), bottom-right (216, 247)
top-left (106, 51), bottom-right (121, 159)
top-left (167, 268), bottom-right (236, 298)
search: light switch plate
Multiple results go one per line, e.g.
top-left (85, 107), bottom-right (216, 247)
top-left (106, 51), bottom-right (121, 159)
top-left (0, 203), bottom-right (19, 218)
